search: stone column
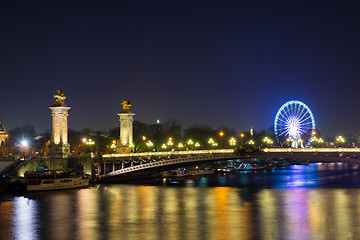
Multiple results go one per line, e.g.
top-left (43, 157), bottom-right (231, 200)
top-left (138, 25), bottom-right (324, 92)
top-left (116, 99), bottom-right (135, 153)
top-left (48, 90), bottom-right (71, 159)
top-left (116, 112), bottom-right (135, 153)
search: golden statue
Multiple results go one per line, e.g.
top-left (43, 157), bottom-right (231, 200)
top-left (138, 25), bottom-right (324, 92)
top-left (53, 90), bottom-right (67, 106)
top-left (121, 99), bottom-right (132, 113)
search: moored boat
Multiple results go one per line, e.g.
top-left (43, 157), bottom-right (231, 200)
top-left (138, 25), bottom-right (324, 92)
top-left (22, 170), bottom-right (90, 192)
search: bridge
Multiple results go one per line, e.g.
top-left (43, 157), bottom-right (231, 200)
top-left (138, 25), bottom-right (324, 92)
top-left (98, 148), bottom-right (360, 182)
top-left (100, 149), bottom-right (238, 181)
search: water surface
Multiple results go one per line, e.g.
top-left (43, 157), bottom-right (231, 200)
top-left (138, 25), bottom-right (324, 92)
top-left (1, 163), bottom-right (360, 240)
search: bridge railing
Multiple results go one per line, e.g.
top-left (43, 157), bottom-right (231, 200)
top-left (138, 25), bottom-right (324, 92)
top-left (102, 149), bottom-right (234, 158)
top-left (263, 148), bottom-right (360, 153)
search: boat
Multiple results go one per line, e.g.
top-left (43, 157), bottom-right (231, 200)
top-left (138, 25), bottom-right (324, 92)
top-left (188, 168), bottom-right (214, 176)
top-left (214, 167), bottom-right (236, 173)
top-left (22, 170), bottom-right (90, 192)
top-left (160, 167), bottom-right (215, 177)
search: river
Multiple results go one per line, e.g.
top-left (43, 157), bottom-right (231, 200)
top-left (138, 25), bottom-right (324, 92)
top-left (1, 162), bottom-right (360, 240)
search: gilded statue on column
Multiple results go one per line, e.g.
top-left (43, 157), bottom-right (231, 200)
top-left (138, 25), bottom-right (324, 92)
top-left (121, 99), bottom-right (132, 113)
top-left (53, 90), bottom-right (67, 107)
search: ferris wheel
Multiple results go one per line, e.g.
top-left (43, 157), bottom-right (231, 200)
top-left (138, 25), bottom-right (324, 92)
top-left (274, 100), bottom-right (315, 148)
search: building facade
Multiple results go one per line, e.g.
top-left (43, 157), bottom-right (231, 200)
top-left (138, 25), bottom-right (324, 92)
top-left (0, 122), bottom-right (7, 147)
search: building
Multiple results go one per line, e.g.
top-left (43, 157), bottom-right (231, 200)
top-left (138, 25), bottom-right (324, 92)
top-left (0, 122), bottom-right (7, 147)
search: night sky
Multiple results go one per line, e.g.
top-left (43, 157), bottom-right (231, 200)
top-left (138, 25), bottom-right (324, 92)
top-left (1, 1), bottom-right (360, 136)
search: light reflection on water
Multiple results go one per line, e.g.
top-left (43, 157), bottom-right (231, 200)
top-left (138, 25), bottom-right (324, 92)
top-left (1, 163), bottom-right (360, 239)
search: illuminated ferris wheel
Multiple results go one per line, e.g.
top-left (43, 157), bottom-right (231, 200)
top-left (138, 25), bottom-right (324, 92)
top-left (274, 100), bottom-right (315, 148)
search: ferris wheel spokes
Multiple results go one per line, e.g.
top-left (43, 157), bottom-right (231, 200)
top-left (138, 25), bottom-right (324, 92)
top-left (274, 100), bottom-right (315, 148)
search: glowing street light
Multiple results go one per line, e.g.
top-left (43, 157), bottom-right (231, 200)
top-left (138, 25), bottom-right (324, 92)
top-left (86, 139), bottom-right (95, 145)
top-left (20, 140), bottom-right (29, 159)
top-left (248, 140), bottom-right (255, 145)
top-left (336, 136), bottom-right (345, 143)
top-left (146, 140), bottom-right (154, 147)
top-left (263, 137), bottom-right (273, 144)
top-left (311, 136), bottom-right (324, 144)
top-left (21, 140), bottom-right (29, 147)
top-left (208, 138), bottom-right (218, 148)
top-left (229, 137), bottom-right (236, 146)
top-left (194, 142), bottom-right (200, 148)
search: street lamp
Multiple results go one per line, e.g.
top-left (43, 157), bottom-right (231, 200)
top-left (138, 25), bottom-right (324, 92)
top-left (146, 140), bottom-right (154, 147)
top-left (336, 136), bottom-right (345, 143)
top-left (229, 137), bottom-right (236, 146)
top-left (86, 139), bottom-right (95, 145)
top-left (85, 139), bottom-right (95, 154)
top-left (336, 136), bottom-right (345, 147)
top-left (110, 142), bottom-right (117, 151)
top-left (187, 139), bottom-right (194, 150)
top-left (263, 137), bottom-right (273, 145)
top-left (21, 140), bottom-right (28, 147)
top-left (20, 140), bottom-right (29, 159)
top-left (219, 131), bottom-right (224, 148)
top-left (167, 138), bottom-right (173, 151)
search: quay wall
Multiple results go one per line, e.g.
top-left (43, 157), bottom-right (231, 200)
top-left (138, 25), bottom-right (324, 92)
top-left (0, 157), bottom-right (15, 175)
top-left (17, 157), bottom-right (95, 177)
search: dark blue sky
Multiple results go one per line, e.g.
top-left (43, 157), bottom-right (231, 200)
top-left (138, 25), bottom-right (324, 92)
top-left (1, 1), bottom-right (360, 136)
